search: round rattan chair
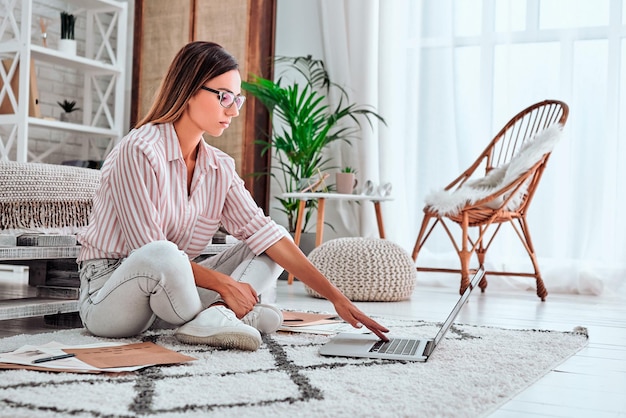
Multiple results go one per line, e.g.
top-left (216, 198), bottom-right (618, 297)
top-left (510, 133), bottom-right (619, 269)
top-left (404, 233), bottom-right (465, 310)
top-left (412, 100), bottom-right (569, 301)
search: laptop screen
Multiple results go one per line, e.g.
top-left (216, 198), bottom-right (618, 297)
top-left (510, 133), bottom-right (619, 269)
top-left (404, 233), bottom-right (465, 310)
top-left (432, 266), bottom-right (485, 347)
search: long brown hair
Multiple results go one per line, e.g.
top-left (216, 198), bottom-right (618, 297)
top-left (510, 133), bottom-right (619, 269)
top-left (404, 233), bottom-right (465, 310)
top-left (135, 41), bottom-right (239, 128)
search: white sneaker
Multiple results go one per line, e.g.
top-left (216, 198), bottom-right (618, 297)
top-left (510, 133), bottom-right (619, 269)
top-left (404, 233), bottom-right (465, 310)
top-left (174, 306), bottom-right (262, 351)
top-left (242, 304), bottom-right (283, 334)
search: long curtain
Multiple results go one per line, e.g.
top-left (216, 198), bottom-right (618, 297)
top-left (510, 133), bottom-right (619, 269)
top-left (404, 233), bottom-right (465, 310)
top-left (316, 0), bottom-right (381, 239)
top-left (314, 0), bottom-right (625, 297)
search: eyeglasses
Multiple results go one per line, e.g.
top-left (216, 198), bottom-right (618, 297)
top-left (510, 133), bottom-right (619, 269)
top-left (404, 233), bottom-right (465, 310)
top-left (200, 86), bottom-right (246, 110)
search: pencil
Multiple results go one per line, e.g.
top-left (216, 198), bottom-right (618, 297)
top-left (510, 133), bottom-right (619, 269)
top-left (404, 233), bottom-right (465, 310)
top-left (32, 353), bottom-right (76, 364)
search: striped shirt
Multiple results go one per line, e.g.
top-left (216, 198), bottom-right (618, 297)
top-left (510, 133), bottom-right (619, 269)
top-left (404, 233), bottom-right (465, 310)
top-left (77, 123), bottom-right (286, 262)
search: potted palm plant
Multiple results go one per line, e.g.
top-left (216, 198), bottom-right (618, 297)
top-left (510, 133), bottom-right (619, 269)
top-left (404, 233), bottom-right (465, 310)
top-left (242, 55), bottom-right (385, 233)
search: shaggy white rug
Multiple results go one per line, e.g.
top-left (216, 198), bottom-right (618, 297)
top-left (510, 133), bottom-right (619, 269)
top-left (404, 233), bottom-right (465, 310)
top-left (0, 318), bottom-right (588, 418)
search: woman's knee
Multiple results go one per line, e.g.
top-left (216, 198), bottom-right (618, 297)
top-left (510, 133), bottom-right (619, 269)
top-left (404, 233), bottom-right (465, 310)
top-left (128, 241), bottom-right (190, 276)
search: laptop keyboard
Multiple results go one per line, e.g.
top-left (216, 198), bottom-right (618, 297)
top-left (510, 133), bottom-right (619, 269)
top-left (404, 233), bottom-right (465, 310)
top-left (369, 338), bottom-right (419, 356)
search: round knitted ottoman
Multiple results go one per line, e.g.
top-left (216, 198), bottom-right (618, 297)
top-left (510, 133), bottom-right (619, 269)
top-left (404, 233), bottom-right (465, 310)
top-left (305, 237), bottom-right (416, 301)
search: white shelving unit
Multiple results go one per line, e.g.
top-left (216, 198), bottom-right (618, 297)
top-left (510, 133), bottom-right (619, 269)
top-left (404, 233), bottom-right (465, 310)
top-left (0, 0), bottom-right (127, 162)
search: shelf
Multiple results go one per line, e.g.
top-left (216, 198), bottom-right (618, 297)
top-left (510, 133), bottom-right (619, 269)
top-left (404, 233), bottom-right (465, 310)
top-left (0, 246), bottom-right (80, 261)
top-left (0, 297), bottom-right (78, 321)
top-left (0, 243), bottom-right (236, 262)
top-left (0, 115), bottom-right (118, 138)
top-left (0, 45), bottom-right (121, 74)
top-left (31, 45), bottom-right (121, 74)
top-left (28, 117), bottom-right (118, 137)
top-left (66, 0), bottom-right (125, 11)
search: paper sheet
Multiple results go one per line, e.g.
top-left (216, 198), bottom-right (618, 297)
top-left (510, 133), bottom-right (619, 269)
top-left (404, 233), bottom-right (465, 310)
top-left (279, 311), bottom-right (368, 335)
top-left (0, 341), bottom-right (195, 374)
top-left (281, 311), bottom-right (342, 327)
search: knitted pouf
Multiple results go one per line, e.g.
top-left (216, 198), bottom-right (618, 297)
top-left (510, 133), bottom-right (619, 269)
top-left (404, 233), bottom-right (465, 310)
top-left (306, 237), bottom-right (416, 301)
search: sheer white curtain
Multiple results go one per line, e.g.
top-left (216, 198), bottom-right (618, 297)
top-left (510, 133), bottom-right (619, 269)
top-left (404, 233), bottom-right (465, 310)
top-left (288, 0), bottom-right (625, 296)
top-left (315, 0), bottom-right (381, 239)
top-left (405, 0), bottom-right (626, 296)
top-left (316, 0), bottom-right (415, 240)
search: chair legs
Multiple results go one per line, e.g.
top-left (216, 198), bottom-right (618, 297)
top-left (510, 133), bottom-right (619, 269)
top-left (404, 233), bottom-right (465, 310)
top-left (413, 212), bottom-right (548, 301)
top-left (458, 248), bottom-right (472, 295)
top-left (459, 216), bottom-right (488, 295)
top-left (475, 246), bottom-right (488, 292)
top-left (517, 217), bottom-right (548, 301)
top-left (411, 211), bottom-right (434, 261)
top-left (459, 212), bottom-right (472, 295)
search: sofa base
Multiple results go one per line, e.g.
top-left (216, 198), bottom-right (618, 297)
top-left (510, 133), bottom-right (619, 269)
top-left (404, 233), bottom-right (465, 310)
top-left (0, 243), bottom-right (235, 321)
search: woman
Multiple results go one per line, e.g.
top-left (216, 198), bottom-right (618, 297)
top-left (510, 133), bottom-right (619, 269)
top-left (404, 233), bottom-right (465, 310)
top-left (77, 41), bottom-right (389, 351)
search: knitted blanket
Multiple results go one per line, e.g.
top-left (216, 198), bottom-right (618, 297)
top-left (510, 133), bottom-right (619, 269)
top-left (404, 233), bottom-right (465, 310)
top-left (0, 161), bottom-right (101, 230)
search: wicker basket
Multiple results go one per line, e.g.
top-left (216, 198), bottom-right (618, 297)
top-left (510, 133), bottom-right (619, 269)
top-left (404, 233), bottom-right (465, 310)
top-left (306, 237), bottom-right (416, 301)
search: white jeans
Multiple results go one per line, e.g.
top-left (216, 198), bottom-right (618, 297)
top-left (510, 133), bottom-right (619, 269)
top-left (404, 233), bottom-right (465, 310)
top-left (78, 240), bottom-right (283, 338)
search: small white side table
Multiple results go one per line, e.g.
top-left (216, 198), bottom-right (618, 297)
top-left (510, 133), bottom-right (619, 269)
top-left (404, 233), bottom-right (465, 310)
top-left (281, 192), bottom-right (393, 284)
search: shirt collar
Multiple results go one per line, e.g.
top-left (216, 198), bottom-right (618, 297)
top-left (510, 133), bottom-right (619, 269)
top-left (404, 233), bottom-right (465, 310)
top-left (159, 123), bottom-right (218, 170)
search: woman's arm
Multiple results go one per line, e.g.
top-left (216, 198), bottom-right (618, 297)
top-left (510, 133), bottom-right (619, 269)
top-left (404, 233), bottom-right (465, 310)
top-left (190, 261), bottom-right (259, 319)
top-left (264, 237), bottom-right (389, 341)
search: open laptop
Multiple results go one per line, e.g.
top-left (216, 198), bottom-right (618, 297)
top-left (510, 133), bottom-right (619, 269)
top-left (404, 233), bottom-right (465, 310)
top-left (319, 266), bottom-right (485, 362)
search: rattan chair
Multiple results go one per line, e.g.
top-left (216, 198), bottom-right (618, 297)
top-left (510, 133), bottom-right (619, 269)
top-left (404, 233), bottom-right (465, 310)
top-left (411, 100), bottom-right (569, 301)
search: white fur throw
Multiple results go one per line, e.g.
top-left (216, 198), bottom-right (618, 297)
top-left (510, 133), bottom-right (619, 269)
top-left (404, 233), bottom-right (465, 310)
top-left (424, 124), bottom-right (563, 216)
top-left (0, 161), bottom-right (101, 230)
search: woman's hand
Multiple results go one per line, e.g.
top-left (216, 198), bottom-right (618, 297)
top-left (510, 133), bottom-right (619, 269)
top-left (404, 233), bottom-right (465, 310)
top-left (265, 237), bottom-right (390, 341)
top-left (191, 262), bottom-right (258, 318)
top-left (218, 279), bottom-right (259, 319)
top-left (333, 299), bottom-right (390, 341)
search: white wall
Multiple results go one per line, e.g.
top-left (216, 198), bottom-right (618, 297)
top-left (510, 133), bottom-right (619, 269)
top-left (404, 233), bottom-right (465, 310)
top-left (275, 0), bottom-right (324, 59)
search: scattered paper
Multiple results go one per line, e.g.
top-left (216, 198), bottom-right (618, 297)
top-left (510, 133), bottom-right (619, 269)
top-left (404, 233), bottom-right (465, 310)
top-left (281, 311), bottom-right (342, 327)
top-left (67, 341), bottom-right (195, 368)
top-left (0, 341), bottom-right (195, 374)
top-left (279, 311), bottom-right (368, 335)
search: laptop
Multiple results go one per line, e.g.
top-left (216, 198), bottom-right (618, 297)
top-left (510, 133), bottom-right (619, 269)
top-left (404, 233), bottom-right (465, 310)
top-left (319, 265), bottom-right (485, 362)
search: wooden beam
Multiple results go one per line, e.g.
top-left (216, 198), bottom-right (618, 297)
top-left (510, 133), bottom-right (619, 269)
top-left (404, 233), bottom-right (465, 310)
top-left (242, 0), bottom-right (276, 211)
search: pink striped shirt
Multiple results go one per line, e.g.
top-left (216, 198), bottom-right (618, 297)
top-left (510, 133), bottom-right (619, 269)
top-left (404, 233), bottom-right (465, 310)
top-left (77, 123), bottom-right (286, 261)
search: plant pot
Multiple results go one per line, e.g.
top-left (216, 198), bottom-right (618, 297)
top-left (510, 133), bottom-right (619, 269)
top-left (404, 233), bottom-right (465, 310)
top-left (335, 172), bottom-right (358, 194)
top-left (60, 112), bottom-right (78, 123)
top-left (58, 39), bottom-right (76, 56)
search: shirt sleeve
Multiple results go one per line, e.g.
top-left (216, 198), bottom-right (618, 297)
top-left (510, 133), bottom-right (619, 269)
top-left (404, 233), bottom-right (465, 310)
top-left (220, 172), bottom-right (288, 255)
top-left (108, 139), bottom-right (168, 249)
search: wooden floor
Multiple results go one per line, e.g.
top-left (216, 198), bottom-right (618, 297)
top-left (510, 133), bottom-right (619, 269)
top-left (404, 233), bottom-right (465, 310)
top-left (280, 280), bottom-right (626, 418)
top-left (1, 269), bottom-right (625, 417)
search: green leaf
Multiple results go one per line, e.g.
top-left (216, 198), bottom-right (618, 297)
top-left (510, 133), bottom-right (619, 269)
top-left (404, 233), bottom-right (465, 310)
top-left (242, 55), bottom-right (386, 232)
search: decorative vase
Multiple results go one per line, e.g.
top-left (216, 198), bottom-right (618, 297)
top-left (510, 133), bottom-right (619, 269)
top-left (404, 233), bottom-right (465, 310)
top-left (58, 39), bottom-right (76, 56)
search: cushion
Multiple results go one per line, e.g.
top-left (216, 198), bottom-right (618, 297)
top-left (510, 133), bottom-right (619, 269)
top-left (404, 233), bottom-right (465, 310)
top-left (305, 237), bottom-right (416, 302)
top-left (0, 161), bottom-right (101, 230)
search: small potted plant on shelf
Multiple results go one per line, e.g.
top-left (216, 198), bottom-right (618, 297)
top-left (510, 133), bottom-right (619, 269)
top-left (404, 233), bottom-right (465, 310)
top-left (58, 11), bottom-right (76, 56)
top-left (335, 167), bottom-right (358, 194)
top-left (57, 99), bottom-right (80, 123)
top-left (242, 55), bottom-right (385, 233)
